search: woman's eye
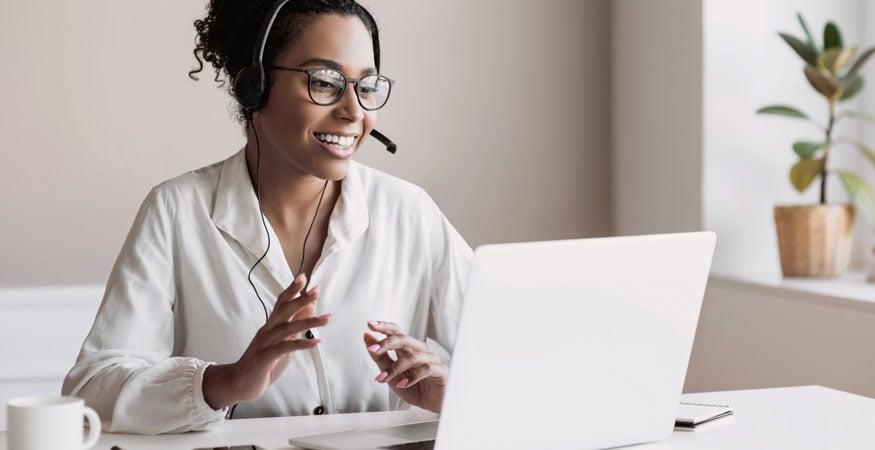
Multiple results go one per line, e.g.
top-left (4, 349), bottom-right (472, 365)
top-left (314, 80), bottom-right (336, 90)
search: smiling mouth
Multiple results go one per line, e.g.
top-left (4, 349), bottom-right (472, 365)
top-left (313, 132), bottom-right (359, 148)
top-left (312, 132), bottom-right (358, 159)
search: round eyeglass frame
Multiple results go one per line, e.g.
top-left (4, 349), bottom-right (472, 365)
top-left (269, 65), bottom-right (394, 111)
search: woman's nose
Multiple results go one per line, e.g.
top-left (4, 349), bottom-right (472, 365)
top-left (333, 84), bottom-right (365, 122)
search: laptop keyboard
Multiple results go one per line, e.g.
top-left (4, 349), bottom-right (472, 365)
top-left (379, 440), bottom-right (436, 450)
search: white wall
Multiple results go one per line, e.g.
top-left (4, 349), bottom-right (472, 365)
top-left (861, 1), bottom-right (875, 262)
top-left (703, 0), bottom-right (870, 274)
top-left (0, 0), bottom-right (612, 287)
top-left (0, 286), bottom-right (102, 430)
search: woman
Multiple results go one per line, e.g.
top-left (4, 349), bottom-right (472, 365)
top-left (62, 0), bottom-right (472, 434)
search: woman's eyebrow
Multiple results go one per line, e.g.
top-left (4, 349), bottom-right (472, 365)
top-left (298, 58), bottom-right (378, 76)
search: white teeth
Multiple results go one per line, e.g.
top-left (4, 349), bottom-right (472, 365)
top-left (316, 133), bottom-right (355, 147)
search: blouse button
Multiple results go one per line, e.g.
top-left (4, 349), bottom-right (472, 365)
top-left (305, 329), bottom-right (315, 340)
top-left (313, 405), bottom-right (325, 415)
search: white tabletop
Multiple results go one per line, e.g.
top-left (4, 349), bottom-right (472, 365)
top-left (3, 385), bottom-right (874, 450)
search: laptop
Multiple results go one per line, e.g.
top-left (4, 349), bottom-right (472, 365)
top-left (290, 232), bottom-right (716, 450)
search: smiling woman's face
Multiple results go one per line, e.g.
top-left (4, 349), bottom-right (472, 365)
top-left (254, 13), bottom-right (377, 181)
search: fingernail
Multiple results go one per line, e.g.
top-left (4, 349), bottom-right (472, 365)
top-left (396, 379), bottom-right (409, 389)
top-left (311, 338), bottom-right (321, 345)
top-left (368, 344), bottom-right (380, 352)
top-left (375, 371), bottom-right (388, 382)
top-left (321, 313), bottom-right (332, 320)
top-left (368, 321), bottom-right (379, 326)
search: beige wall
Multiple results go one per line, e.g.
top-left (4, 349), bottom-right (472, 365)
top-left (611, 0), bottom-right (704, 236)
top-left (686, 277), bottom-right (875, 398)
top-left (0, 1), bottom-right (611, 287)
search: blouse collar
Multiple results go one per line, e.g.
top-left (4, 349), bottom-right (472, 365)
top-left (211, 149), bottom-right (369, 289)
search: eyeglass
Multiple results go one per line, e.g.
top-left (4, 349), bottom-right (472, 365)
top-left (269, 65), bottom-right (394, 111)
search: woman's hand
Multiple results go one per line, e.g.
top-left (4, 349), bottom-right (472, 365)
top-left (364, 321), bottom-right (449, 413)
top-left (203, 273), bottom-right (330, 410)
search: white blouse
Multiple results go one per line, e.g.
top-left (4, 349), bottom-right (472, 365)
top-left (62, 149), bottom-right (473, 434)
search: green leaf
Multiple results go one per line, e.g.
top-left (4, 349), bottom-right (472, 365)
top-left (819, 47), bottom-right (857, 74)
top-left (838, 171), bottom-right (875, 225)
top-left (797, 13), bottom-right (818, 52)
top-left (804, 65), bottom-right (840, 100)
top-left (841, 110), bottom-right (875, 123)
top-left (849, 140), bottom-right (875, 165)
top-left (792, 141), bottom-right (825, 159)
top-left (756, 105), bottom-right (810, 119)
top-left (824, 22), bottom-right (843, 49)
top-left (845, 46), bottom-right (875, 80)
top-left (840, 76), bottom-right (864, 101)
top-left (790, 159), bottom-right (824, 192)
top-left (779, 32), bottom-right (819, 66)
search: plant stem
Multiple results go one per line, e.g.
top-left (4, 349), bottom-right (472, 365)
top-left (821, 101), bottom-right (836, 204)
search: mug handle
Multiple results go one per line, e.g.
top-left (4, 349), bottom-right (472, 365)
top-left (81, 406), bottom-right (102, 449)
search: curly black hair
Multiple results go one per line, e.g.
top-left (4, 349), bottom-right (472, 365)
top-left (189, 0), bottom-right (381, 122)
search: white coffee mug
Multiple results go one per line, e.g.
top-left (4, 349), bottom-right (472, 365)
top-left (6, 396), bottom-right (101, 450)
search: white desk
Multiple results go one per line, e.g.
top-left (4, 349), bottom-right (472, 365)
top-left (3, 386), bottom-right (874, 450)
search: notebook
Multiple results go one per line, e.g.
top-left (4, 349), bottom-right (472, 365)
top-left (675, 402), bottom-right (734, 431)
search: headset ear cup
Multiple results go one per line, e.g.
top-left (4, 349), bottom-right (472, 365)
top-left (233, 66), bottom-right (265, 113)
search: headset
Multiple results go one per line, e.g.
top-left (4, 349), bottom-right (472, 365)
top-left (228, 0), bottom-right (396, 419)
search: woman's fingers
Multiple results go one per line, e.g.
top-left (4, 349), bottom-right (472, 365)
top-left (278, 273), bottom-right (308, 304)
top-left (266, 285), bottom-right (319, 328)
top-left (260, 314), bottom-right (331, 348)
top-left (398, 362), bottom-right (447, 390)
top-left (364, 332), bottom-right (394, 372)
top-left (367, 334), bottom-right (428, 356)
top-left (367, 320), bottom-right (403, 336)
top-left (266, 273), bottom-right (308, 317)
top-left (381, 351), bottom-right (439, 385)
top-left (364, 322), bottom-right (445, 389)
top-left (262, 337), bottom-right (321, 361)
top-left (364, 325), bottom-right (443, 387)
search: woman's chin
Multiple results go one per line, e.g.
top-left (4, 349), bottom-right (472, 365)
top-left (311, 158), bottom-right (351, 181)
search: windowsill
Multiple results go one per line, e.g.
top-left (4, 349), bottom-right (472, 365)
top-left (711, 270), bottom-right (875, 306)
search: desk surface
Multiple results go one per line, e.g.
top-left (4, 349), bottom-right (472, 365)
top-left (3, 385), bottom-right (874, 450)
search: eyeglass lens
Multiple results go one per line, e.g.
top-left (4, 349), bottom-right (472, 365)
top-left (308, 69), bottom-right (391, 110)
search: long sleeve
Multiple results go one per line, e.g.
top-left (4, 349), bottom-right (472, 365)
top-left (421, 191), bottom-right (474, 354)
top-left (62, 185), bottom-right (227, 434)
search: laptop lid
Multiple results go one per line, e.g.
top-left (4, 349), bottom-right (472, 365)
top-left (435, 232), bottom-right (716, 450)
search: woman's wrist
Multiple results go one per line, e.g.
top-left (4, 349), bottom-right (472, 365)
top-left (202, 363), bottom-right (239, 410)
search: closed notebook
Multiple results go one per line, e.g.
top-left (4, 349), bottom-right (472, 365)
top-left (675, 402), bottom-right (734, 430)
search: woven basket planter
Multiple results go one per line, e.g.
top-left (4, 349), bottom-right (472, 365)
top-left (773, 204), bottom-right (856, 278)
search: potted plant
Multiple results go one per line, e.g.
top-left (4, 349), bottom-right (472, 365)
top-left (757, 13), bottom-right (875, 278)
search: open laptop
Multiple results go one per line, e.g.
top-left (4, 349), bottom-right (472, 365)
top-left (290, 232), bottom-right (716, 450)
